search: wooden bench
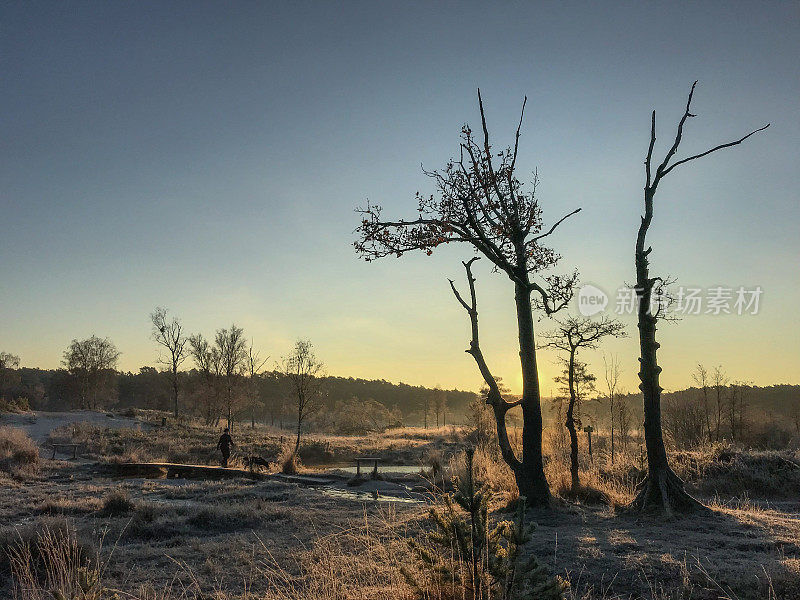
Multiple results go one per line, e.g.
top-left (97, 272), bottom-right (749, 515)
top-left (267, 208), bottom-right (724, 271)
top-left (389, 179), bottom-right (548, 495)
top-left (355, 457), bottom-right (381, 478)
top-left (50, 443), bottom-right (83, 460)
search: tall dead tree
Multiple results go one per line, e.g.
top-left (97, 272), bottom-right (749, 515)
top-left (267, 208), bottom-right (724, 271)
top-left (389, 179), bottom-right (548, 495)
top-left (540, 316), bottom-right (625, 491)
top-left (631, 81), bottom-right (768, 514)
top-left (357, 91), bottom-right (581, 506)
top-left (151, 307), bottom-right (188, 418)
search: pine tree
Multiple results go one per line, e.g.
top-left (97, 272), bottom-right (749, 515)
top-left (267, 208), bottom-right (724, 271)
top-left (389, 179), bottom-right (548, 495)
top-left (405, 448), bottom-right (566, 599)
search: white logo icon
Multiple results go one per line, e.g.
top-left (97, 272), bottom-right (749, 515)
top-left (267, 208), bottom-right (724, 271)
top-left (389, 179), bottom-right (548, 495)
top-left (577, 284), bottom-right (608, 316)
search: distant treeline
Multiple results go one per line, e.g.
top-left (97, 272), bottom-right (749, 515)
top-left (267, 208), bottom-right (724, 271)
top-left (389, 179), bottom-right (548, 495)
top-left (3, 366), bottom-right (477, 427)
top-left (550, 384), bottom-right (800, 450)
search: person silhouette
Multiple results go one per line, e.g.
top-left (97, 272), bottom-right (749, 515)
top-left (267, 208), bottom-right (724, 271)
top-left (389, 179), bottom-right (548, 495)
top-left (216, 428), bottom-right (234, 467)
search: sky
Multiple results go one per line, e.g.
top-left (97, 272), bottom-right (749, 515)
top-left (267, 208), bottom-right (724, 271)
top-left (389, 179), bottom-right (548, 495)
top-left (2, 1), bottom-right (798, 395)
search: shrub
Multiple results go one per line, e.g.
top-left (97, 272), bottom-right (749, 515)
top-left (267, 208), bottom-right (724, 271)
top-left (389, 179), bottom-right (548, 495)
top-left (5, 521), bottom-right (106, 600)
top-left (0, 396), bottom-right (30, 413)
top-left (276, 442), bottom-right (300, 475)
top-left (99, 489), bottom-right (134, 517)
top-left (0, 426), bottom-right (39, 478)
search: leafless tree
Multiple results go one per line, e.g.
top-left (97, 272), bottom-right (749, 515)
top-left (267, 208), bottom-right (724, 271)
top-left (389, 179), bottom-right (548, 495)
top-left (279, 339), bottom-right (325, 453)
top-left (631, 81), bottom-right (768, 514)
top-left (62, 336), bottom-right (120, 409)
top-left (0, 351), bottom-right (21, 401)
top-left (189, 333), bottom-right (223, 425)
top-left (663, 390), bottom-right (707, 449)
top-left (356, 92), bottom-right (581, 506)
top-left (246, 342), bottom-right (269, 428)
top-left (616, 396), bottom-right (633, 451)
top-left (603, 354), bottom-right (622, 465)
top-left (432, 387), bottom-right (447, 428)
top-left (711, 365), bottom-right (729, 442)
top-left (540, 316), bottom-right (625, 490)
top-left (726, 380), bottom-right (749, 442)
top-left (150, 307), bottom-right (188, 418)
top-left (215, 325), bottom-right (249, 431)
top-left (692, 364), bottom-right (713, 444)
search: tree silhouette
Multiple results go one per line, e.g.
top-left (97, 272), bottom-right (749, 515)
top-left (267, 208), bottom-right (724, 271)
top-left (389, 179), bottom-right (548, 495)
top-left (150, 307), bottom-right (188, 418)
top-left (631, 81), bottom-right (768, 514)
top-left (356, 91), bottom-right (581, 505)
top-left (62, 336), bottom-right (120, 410)
top-left (280, 339), bottom-right (325, 453)
top-left (540, 316), bottom-right (625, 490)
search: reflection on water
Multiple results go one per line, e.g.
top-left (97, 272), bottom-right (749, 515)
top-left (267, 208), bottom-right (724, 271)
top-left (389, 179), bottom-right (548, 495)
top-left (324, 464), bottom-right (423, 475)
top-left (319, 487), bottom-right (423, 504)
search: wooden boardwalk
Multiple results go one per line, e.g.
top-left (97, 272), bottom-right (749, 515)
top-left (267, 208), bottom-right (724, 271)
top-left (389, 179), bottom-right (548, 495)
top-left (111, 462), bottom-right (334, 485)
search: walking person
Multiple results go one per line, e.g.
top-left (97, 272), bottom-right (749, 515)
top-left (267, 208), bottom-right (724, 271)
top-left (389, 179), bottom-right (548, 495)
top-left (216, 427), bottom-right (234, 467)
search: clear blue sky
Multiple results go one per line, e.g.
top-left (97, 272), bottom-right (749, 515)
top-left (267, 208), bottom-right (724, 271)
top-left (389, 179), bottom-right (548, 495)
top-left (2, 1), bottom-right (798, 393)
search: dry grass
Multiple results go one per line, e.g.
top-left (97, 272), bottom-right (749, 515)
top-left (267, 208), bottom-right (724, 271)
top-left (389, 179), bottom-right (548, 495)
top-left (0, 426), bottom-right (40, 479)
top-left (3, 417), bottom-right (800, 599)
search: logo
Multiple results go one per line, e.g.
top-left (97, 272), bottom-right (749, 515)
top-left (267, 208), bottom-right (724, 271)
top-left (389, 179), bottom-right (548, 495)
top-left (577, 284), bottom-right (608, 316)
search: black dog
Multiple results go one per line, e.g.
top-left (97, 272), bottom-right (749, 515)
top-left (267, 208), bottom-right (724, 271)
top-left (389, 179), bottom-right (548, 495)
top-left (245, 455), bottom-right (271, 471)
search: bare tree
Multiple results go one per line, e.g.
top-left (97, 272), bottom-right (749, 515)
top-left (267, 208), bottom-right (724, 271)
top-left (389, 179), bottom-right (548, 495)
top-left (663, 390), bottom-right (707, 449)
top-left (215, 325), bottom-right (248, 431)
top-left (727, 380), bottom-right (749, 442)
top-left (630, 81), bottom-right (768, 514)
top-left (62, 336), bottom-right (120, 409)
top-left (541, 316), bottom-right (625, 490)
top-left (603, 354), bottom-right (622, 465)
top-left (150, 307), bottom-right (188, 418)
top-left (189, 333), bottom-right (223, 425)
top-left (432, 387), bottom-right (447, 428)
top-left (616, 396), bottom-right (633, 451)
top-left (279, 339), bottom-right (325, 453)
top-left (711, 366), bottom-right (729, 442)
top-left (0, 351), bottom-right (21, 401)
top-left (356, 92), bottom-right (581, 506)
top-left (692, 364), bottom-right (713, 444)
top-left (246, 342), bottom-right (269, 428)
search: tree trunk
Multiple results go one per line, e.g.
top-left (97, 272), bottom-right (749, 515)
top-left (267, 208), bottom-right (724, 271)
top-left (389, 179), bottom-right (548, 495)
top-left (566, 350), bottom-right (580, 491)
top-left (630, 189), bottom-right (704, 515)
top-left (295, 400), bottom-right (303, 453)
top-left (610, 398), bottom-right (615, 466)
top-left (514, 281), bottom-right (550, 506)
top-left (172, 364), bottom-right (179, 418)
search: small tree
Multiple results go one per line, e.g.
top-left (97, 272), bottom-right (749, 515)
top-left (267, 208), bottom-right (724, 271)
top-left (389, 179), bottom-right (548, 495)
top-left (433, 387), bottom-right (447, 428)
top-left (245, 342), bottom-right (269, 428)
top-left (711, 365), bottom-right (728, 442)
top-left (692, 364), bottom-right (713, 444)
top-left (406, 448), bottom-right (566, 600)
top-left (62, 336), bottom-right (120, 409)
top-left (150, 307), bottom-right (188, 418)
top-left (631, 81), bottom-right (767, 514)
top-left (213, 325), bottom-right (248, 431)
top-left (0, 352), bottom-right (21, 402)
top-left (189, 333), bottom-right (224, 425)
top-left (279, 339), bottom-right (324, 453)
top-left (603, 354), bottom-right (622, 465)
top-left (540, 316), bottom-right (625, 490)
top-left (356, 91), bottom-right (582, 506)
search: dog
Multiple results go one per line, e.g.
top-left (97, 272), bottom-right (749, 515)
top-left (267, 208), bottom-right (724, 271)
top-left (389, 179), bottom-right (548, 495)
top-left (244, 455), bottom-right (272, 471)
